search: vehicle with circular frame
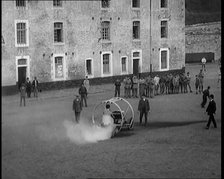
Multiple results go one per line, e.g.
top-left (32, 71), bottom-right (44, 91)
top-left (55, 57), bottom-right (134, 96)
top-left (92, 97), bottom-right (134, 137)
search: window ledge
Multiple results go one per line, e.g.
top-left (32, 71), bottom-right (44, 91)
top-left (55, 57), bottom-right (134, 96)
top-left (160, 68), bottom-right (169, 71)
top-left (101, 8), bottom-right (110, 11)
top-left (54, 42), bottom-right (65, 46)
top-left (132, 39), bottom-right (141, 42)
top-left (16, 44), bottom-right (29, 48)
top-left (101, 40), bottom-right (112, 44)
top-left (132, 7), bottom-right (140, 10)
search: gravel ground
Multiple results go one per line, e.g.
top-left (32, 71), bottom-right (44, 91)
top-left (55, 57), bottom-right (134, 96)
top-left (2, 63), bottom-right (221, 179)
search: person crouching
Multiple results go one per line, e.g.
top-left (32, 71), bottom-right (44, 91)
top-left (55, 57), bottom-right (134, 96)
top-left (102, 102), bottom-right (114, 127)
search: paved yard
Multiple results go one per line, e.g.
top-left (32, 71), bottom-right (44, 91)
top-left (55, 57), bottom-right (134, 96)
top-left (2, 63), bottom-right (221, 178)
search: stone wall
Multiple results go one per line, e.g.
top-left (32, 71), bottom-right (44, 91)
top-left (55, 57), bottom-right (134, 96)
top-left (2, 0), bottom-right (185, 92)
top-left (185, 21), bottom-right (221, 62)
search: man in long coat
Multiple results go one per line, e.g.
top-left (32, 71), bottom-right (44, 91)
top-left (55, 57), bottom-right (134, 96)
top-left (138, 95), bottom-right (150, 126)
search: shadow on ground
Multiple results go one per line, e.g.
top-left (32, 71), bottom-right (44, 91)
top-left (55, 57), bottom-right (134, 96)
top-left (133, 120), bottom-right (205, 130)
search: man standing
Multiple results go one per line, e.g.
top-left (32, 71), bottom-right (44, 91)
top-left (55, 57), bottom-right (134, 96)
top-left (25, 77), bottom-right (32, 98)
top-left (186, 72), bottom-right (193, 93)
top-left (73, 95), bottom-right (82, 123)
top-left (20, 83), bottom-right (26, 106)
top-left (201, 57), bottom-right (206, 71)
top-left (83, 76), bottom-right (90, 97)
top-left (154, 75), bottom-right (160, 95)
top-left (132, 75), bottom-right (138, 98)
top-left (79, 83), bottom-right (87, 107)
top-left (138, 95), bottom-right (150, 126)
top-left (126, 77), bottom-right (132, 98)
top-left (32, 77), bottom-right (39, 98)
top-left (201, 86), bottom-right (210, 108)
top-left (205, 94), bottom-right (217, 129)
top-left (114, 79), bottom-right (121, 97)
top-left (195, 75), bottom-right (200, 94)
top-left (198, 69), bottom-right (204, 93)
top-left (123, 77), bottom-right (128, 98)
top-left (139, 77), bottom-right (146, 98)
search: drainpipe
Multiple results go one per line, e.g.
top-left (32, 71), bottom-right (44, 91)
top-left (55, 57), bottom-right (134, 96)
top-left (150, 0), bottom-right (152, 75)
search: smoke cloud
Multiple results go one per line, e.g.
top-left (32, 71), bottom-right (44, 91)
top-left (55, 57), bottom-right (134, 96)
top-left (63, 119), bottom-right (115, 145)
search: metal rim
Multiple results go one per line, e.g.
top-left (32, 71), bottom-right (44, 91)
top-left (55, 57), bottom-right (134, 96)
top-left (92, 97), bottom-right (134, 125)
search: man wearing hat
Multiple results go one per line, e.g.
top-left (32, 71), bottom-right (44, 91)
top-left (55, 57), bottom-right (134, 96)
top-left (138, 95), bottom-right (150, 126)
top-left (205, 94), bottom-right (217, 129)
top-left (73, 95), bottom-right (82, 123)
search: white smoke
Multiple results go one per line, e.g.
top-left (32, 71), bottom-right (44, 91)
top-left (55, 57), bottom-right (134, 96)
top-left (63, 119), bottom-right (115, 145)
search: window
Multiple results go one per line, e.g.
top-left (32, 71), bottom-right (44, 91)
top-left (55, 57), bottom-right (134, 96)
top-left (103, 54), bottom-right (110, 74)
top-left (53, 0), bottom-right (62, 7)
top-left (133, 21), bottom-right (140, 39)
top-left (101, 0), bottom-right (110, 8)
top-left (121, 57), bottom-right (127, 73)
top-left (161, 0), bottom-right (168, 8)
top-left (54, 22), bottom-right (63, 43)
top-left (101, 21), bottom-right (110, 40)
top-left (15, 20), bottom-right (29, 47)
top-left (160, 48), bottom-right (169, 71)
top-left (16, 0), bottom-right (26, 7)
top-left (101, 52), bottom-right (112, 77)
top-left (133, 52), bottom-right (140, 57)
top-left (132, 0), bottom-right (140, 8)
top-left (18, 59), bottom-right (27, 65)
top-left (55, 57), bottom-right (64, 78)
top-left (86, 59), bottom-right (92, 75)
top-left (161, 20), bottom-right (168, 38)
top-left (132, 50), bottom-right (142, 75)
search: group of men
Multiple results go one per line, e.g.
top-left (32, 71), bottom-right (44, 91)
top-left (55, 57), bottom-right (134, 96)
top-left (116, 72), bottom-right (196, 99)
top-left (73, 68), bottom-right (217, 129)
top-left (19, 77), bottom-right (39, 106)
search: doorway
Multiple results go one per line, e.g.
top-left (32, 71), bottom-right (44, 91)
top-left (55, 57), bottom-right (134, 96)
top-left (133, 59), bottom-right (139, 76)
top-left (18, 67), bottom-right (26, 89)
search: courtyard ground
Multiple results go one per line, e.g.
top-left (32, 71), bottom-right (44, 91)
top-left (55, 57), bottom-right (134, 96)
top-left (2, 63), bottom-right (221, 178)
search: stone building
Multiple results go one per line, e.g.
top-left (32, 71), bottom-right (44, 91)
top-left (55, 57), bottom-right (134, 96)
top-left (2, 0), bottom-right (185, 94)
top-left (185, 21), bottom-right (221, 62)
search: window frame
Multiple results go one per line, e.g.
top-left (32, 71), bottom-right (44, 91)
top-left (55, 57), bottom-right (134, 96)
top-left (15, 20), bottom-right (29, 47)
top-left (15, 0), bottom-right (27, 9)
top-left (159, 48), bottom-right (169, 71)
top-left (53, 21), bottom-right (65, 45)
top-left (101, 0), bottom-right (110, 9)
top-left (15, 55), bottom-right (30, 82)
top-left (133, 20), bottom-right (140, 40)
top-left (101, 51), bottom-right (113, 77)
top-left (160, 0), bottom-right (168, 8)
top-left (101, 21), bottom-right (111, 41)
top-left (131, 49), bottom-right (142, 74)
top-left (121, 56), bottom-right (128, 75)
top-left (53, 0), bottom-right (63, 8)
top-left (161, 20), bottom-right (168, 38)
top-left (132, 0), bottom-right (140, 9)
top-left (52, 54), bottom-right (66, 81)
top-left (85, 58), bottom-right (94, 78)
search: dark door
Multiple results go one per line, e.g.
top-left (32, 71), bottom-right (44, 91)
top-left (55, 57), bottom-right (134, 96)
top-left (133, 59), bottom-right (139, 75)
top-left (18, 67), bottom-right (26, 89)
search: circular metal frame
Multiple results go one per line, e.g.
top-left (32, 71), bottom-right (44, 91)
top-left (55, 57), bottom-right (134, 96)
top-left (92, 97), bottom-right (134, 130)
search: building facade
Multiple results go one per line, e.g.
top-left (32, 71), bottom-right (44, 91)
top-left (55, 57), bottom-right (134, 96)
top-left (2, 0), bottom-right (185, 90)
top-left (185, 21), bottom-right (221, 62)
